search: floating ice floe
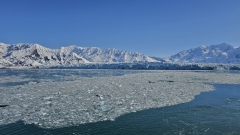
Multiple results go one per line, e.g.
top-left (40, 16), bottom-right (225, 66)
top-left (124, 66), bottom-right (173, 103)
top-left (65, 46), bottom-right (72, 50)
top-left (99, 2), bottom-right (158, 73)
top-left (0, 70), bottom-right (240, 128)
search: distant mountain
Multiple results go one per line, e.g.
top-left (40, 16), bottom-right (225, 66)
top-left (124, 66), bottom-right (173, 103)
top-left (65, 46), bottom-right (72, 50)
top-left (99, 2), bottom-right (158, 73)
top-left (58, 45), bottom-right (157, 63)
top-left (0, 42), bottom-right (157, 68)
top-left (166, 43), bottom-right (240, 64)
top-left (1, 42), bottom-right (240, 68)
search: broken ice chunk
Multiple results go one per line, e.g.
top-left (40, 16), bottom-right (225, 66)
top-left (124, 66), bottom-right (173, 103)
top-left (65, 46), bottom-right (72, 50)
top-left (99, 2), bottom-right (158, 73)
top-left (44, 101), bottom-right (51, 105)
top-left (52, 75), bottom-right (62, 77)
top-left (43, 96), bottom-right (54, 100)
top-left (101, 105), bottom-right (112, 112)
top-left (28, 81), bottom-right (38, 85)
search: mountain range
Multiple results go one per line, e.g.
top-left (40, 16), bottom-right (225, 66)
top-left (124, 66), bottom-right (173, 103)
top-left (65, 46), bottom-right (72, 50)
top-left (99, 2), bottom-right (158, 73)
top-left (165, 43), bottom-right (240, 64)
top-left (0, 42), bottom-right (157, 68)
top-left (0, 42), bottom-right (240, 68)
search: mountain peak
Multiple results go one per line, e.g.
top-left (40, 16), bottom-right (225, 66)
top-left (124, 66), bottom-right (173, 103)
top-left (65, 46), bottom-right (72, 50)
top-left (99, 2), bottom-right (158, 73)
top-left (0, 42), bottom-right (158, 68)
top-left (167, 43), bottom-right (240, 64)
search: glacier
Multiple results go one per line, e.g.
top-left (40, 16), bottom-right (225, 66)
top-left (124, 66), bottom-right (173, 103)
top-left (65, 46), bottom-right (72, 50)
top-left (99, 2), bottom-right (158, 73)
top-left (49, 62), bottom-right (240, 70)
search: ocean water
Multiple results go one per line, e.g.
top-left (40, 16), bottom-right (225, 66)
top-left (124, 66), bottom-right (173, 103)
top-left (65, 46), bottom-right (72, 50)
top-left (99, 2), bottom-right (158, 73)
top-left (0, 70), bottom-right (240, 135)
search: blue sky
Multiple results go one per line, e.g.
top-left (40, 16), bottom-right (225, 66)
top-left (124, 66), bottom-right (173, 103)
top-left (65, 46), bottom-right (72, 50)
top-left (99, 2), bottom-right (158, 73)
top-left (1, 0), bottom-right (240, 57)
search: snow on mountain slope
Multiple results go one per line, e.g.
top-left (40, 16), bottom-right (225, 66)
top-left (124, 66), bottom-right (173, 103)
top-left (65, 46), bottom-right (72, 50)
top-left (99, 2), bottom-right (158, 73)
top-left (0, 42), bottom-right (157, 68)
top-left (0, 42), bottom-right (9, 58)
top-left (166, 43), bottom-right (240, 64)
top-left (59, 45), bottom-right (157, 63)
top-left (150, 56), bottom-right (166, 63)
top-left (0, 43), bottom-right (89, 68)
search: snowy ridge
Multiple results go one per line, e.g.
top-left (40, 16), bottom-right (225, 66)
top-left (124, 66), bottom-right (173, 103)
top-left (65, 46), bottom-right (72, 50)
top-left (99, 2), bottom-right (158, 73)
top-left (1, 42), bottom-right (240, 69)
top-left (0, 43), bottom-right (89, 68)
top-left (166, 43), bottom-right (240, 64)
top-left (0, 42), bottom-right (157, 68)
top-left (59, 45), bottom-right (157, 63)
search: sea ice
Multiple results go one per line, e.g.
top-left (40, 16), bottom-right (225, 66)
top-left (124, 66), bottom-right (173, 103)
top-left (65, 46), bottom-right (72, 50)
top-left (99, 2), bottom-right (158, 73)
top-left (0, 70), bottom-right (240, 128)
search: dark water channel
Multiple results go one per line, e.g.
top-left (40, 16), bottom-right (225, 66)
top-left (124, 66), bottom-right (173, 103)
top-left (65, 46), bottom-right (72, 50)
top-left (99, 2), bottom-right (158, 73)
top-left (1, 84), bottom-right (240, 135)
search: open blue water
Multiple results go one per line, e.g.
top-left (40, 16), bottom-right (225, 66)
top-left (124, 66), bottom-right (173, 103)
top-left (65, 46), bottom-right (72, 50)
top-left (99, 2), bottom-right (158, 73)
top-left (0, 70), bottom-right (240, 135)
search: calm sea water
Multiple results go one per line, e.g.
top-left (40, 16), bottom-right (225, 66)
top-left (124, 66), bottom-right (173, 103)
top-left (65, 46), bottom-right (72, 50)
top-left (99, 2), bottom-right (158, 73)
top-left (0, 69), bottom-right (240, 135)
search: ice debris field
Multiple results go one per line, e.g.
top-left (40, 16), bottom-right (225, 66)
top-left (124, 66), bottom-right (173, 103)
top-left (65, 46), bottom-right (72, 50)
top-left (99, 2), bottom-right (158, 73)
top-left (0, 70), bottom-right (240, 129)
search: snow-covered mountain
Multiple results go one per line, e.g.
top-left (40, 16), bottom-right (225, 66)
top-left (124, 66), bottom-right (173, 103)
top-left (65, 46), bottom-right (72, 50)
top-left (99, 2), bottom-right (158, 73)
top-left (58, 45), bottom-right (157, 63)
top-left (0, 42), bottom-right (157, 68)
top-left (1, 42), bottom-right (239, 68)
top-left (166, 43), bottom-right (240, 64)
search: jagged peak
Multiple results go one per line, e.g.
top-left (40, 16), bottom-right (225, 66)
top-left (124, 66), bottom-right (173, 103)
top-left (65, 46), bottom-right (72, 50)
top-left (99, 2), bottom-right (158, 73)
top-left (200, 45), bottom-right (206, 48)
top-left (0, 41), bottom-right (158, 65)
top-left (0, 42), bottom-right (9, 45)
top-left (207, 43), bottom-right (232, 48)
